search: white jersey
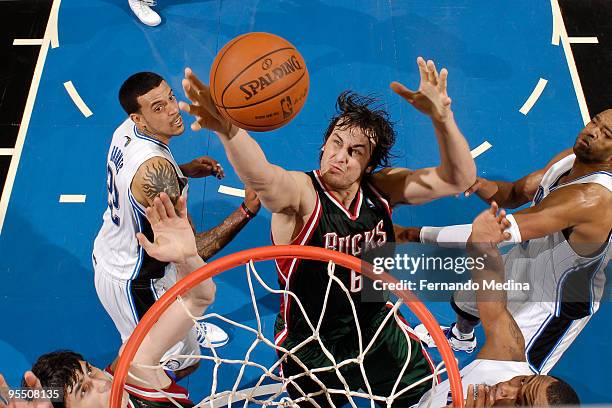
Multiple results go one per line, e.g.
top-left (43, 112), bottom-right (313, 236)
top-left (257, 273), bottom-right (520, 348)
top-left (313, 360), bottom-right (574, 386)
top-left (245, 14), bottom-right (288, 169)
top-left (92, 118), bottom-right (187, 281)
top-left (505, 153), bottom-right (612, 318)
top-left (416, 359), bottom-right (533, 408)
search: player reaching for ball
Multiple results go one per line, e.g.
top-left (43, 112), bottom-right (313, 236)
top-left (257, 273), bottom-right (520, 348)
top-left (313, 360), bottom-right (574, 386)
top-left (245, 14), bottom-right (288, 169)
top-left (179, 57), bottom-right (476, 406)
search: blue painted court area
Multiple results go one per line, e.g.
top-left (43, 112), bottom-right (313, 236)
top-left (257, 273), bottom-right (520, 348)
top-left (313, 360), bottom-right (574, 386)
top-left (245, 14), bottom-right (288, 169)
top-left (1, 0), bottom-right (610, 405)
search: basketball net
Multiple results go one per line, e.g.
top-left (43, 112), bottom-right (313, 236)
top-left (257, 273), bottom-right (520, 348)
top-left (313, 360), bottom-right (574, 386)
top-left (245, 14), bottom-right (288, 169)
top-left (111, 245), bottom-right (463, 408)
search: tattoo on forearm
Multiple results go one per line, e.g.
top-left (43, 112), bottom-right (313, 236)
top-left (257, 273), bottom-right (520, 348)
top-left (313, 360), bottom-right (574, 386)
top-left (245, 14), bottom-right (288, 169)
top-left (196, 207), bottom-right (249, 260)
top-left (142, 162), bottom-right (180, 203)
top-left (507, 318), bottom-right (525, 360)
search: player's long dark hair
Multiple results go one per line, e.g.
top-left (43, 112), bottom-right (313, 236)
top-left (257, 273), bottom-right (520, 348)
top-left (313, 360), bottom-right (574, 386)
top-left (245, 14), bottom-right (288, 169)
top-left (119, 71), bottom-right (165, 114)
top-left (30, 350), bottom-right (84, 408)
top-left (321, 91), bottom-right (396, 172)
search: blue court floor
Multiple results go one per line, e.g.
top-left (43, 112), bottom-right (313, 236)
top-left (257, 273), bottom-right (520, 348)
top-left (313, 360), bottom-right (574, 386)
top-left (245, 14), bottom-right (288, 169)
top-left (1, 0), bottom-right (610, 405)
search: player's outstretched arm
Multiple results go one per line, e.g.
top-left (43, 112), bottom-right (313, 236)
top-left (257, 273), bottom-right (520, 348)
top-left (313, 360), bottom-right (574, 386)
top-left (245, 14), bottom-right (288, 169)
top-left (195, 188), bottom-right (261, 260)
top-left (466, 203), bottom-right (525, 362)
top-left (128, 193), bottom-right (215, 388)
top-left (179, 67), bottom-right (315, 216)
top-left (464, 148), bottom-right (574, 208)
top-left (373, 57), bottom-right (475, 205)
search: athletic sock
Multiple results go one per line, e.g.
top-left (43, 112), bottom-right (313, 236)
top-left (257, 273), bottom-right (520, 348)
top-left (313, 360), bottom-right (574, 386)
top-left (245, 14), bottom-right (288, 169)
top-left (452, 324), bottom-right (474, 340)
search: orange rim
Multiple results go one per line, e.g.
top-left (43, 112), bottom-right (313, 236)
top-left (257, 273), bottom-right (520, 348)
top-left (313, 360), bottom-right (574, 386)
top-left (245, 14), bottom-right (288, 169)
top-left (110, 245), bottom-right (464, 408)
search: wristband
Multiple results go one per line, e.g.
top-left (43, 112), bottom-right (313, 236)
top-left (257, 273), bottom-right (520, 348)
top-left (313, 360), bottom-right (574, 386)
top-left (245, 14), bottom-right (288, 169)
top-left (240, 202), bottom-right (256, 219)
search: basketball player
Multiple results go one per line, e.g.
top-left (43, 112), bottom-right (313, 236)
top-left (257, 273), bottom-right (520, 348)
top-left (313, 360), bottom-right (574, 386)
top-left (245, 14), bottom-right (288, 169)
top-left (3, 193), bottom-right (211, 408)
top-left (179, 57), bottom-right (476, 405)
top-left (128, 0), bottom-right (161, 27)
top-left (93, 72), bottom-right (260, 378)
top-left (398, 110), bottom-right (612, 374)
top-left (416, 202), bottom-right (580, 407)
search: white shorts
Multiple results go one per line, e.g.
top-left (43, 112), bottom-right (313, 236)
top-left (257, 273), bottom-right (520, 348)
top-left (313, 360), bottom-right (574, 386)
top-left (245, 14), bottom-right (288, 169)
top-left (93, 260), bottom-right (200, 371)
top-left (452, 291), bottom-right (592, 374)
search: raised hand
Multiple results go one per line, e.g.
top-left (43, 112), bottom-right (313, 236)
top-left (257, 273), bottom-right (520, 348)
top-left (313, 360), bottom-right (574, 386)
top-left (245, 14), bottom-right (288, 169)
top-left (470, 202), bottom-right (511, 245)
top-left (136, 193), bottom-right (199, 265)
top-left (390, 57), bottom-right (452, 123)
top-left (181, 156), bottom-right (225, 179)
top-left (179, 67), bottom-right (234, 135)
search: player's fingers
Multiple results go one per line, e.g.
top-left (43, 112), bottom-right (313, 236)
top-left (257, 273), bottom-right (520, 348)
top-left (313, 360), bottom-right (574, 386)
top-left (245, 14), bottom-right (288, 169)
top-left (185, 67), bottom-right (208, 91)
top-left (145, 205), bottom-right (160, 225)
top-left (176, 196), bottom-right (188, 219)
top-left (191, 121), bottom-right (202, 131)
top-left (427, 59), bottom-right (439, 85)
top-left (497, 209), bottom-right (507, 224)
top-left (154, 196), bottom-right (168, 221)
top-left (501, 218), bottom-right (511, 229)
top-left (23, 372), bottom-right (42, 390)
top-left (503, 231), bottom-right (512, 241)
top-left (390, 81), bottom-right (416, 102)
top-left (136, 232), bottom-right (154, 253)
top-left (489, 201), bottom-right (499, 215)
top-left (178, 101), bottom-right (192, 114)
top-left (477, 384), bottom-right (486, 406)
top-left (416, 56), bottom-right (428, 83)
top-left (465, 384), bottom-right (474, 407)
top-left (439, 68), bottom-right (448, 93)
top-left (182, 79), bottom-right (201, 104)
top-left (159, 192), bottom-right (177, 218)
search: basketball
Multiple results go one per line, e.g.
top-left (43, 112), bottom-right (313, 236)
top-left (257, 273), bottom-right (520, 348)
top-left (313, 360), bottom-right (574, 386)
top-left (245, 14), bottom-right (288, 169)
top-left (209, 32), bottom-right (309, 132)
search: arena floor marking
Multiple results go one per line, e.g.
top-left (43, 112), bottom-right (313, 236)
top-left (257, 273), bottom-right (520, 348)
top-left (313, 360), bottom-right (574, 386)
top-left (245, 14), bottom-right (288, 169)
top-left (12, 39), bottom-right (44, 46)
top-left (59, 195), bottom-right (87, 203)
top-left (0, 149), bottom-right (15, 156)
top-left (49, 0), bottom-right (61, 49)
top-left (568, 37), bottom-right (598, 44)
top-left (218, 185), bottom-right (246, 198)
top-left (550, 0), bottom-right (590, 124)
top-left (63, 81), bottom-right (93, 117)
top-left (470, 141), bottom-right (492, 159)
top-left (519, 78), bottom-right (548, 115)
top-left (0, 0), bottom-right (61, 234)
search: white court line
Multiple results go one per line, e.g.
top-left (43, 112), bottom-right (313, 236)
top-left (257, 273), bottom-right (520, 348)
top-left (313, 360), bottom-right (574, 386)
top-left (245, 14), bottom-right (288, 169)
top-left (568, 37), bottom-right (598, 44)
top-left (0, 149), bottom-right (15, 156)
top-left (519, 78), bottom-right (548, 115)
top-left (63, 81), bottom-right (93, 117)
top-left (49, 0), bottom-right (61, 48)
top-left (218, 185), bottom-right (246, 198)
top-left (471, 141), bottom-right (492, 158)
top-left (0, 0), bottom-right (62, 234)
top-left (551, 0), bottom-right (591, 125)
top-left (59, 195), bottom-right (86, 203)
top-left (13, 39), bottom-right (44, 46)
top-left (551, 1), bottom-right (561, 46)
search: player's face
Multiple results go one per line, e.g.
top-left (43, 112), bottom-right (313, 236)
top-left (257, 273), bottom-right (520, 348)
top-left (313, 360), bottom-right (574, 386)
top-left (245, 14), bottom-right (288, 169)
top-left (574, 109), bottom-right (612, 164)
top-left (319, 126), bottom-right (374, 189)
top-left (486, 375), bottom-right (554, 406)
top-left (64, 361), bottom-right (129, 408)
top-left (133, 80), bottom-right (185, 140)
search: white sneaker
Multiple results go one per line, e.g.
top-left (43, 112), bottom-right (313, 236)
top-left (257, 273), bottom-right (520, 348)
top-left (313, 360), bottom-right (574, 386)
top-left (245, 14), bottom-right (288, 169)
top-left (195, 322), bottom-right (229, 348)
top-left (414, 323), bottom-right (477, 353)
top-left (128, 0), bottom-right (161, 27)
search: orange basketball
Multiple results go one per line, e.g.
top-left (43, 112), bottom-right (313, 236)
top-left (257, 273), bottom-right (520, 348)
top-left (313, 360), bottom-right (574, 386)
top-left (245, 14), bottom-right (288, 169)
top-left (209, 32), bottom-right (309, 132)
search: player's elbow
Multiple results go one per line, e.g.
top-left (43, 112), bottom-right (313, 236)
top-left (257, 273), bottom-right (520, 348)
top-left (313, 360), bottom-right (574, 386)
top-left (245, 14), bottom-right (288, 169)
top-left (438, 165), bottom-right (477, 194)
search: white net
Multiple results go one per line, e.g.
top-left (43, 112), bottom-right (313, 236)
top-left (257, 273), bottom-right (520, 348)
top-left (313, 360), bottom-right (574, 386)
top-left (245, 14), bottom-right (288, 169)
top-left (125, 259), bottom-right (449, 408)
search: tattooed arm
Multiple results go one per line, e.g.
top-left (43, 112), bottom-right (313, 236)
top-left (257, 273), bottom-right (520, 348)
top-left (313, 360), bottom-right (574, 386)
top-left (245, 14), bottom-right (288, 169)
top-left (196, 188), bottom-right (261, 260)
top-left (131, 157), bottom-right (181, 209)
